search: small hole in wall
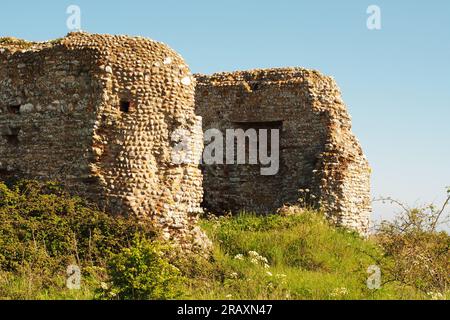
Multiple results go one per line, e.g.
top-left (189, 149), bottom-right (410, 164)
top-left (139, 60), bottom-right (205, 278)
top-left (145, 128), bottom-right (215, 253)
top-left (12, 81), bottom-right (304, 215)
top-left (2, 128), bottom-right (21, 146)
top-left (250, 82), bottom-right (261, 92)
top-left (5, 135), bottom-right (19, 145)
top-left (7, 105), bottom-right (21, 114)
top-left (120, 100), bottom-right (131, 113)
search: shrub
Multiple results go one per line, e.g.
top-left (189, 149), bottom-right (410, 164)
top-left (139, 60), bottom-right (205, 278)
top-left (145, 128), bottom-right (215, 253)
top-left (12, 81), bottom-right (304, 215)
top-left (374, 188), bottom-right (450, 295)
top-left (100, 237), bottom-right (184, 300)
top-left (0, 180), bottom-right (156, 280)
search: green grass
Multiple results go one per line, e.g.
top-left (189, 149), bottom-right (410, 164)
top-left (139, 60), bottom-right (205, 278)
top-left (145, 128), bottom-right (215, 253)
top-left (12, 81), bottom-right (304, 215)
top-left (0, 180), bottom-right (447, 300)
top-left (182, 212), bottom-right (433, 300)
top-left (0, 210), bottom-right (445, 300)
top-left (0, 271), bottom-right (98, 300)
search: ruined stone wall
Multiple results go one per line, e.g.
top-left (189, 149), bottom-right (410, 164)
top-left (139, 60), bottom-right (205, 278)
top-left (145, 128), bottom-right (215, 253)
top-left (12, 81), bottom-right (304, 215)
top-left (195, 68), bottom-right (371, 235)
top-left (0, 37), bottom-right (102, 196)
top-left (0, 33), bottom-right (209, 251)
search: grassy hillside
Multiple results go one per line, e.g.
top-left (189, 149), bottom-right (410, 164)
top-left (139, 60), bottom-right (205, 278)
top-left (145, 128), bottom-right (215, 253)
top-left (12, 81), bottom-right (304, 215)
top-left (0, 180), bottom-right (448, 300)
top-left (183, 212), bottom-right (431, 300)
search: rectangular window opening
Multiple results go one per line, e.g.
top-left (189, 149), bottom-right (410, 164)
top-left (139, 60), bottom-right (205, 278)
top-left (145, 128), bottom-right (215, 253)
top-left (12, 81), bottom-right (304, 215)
top-left (231, 120), bottom-right (283, 163)
top-left (233, 120), bottom-right (283, 130)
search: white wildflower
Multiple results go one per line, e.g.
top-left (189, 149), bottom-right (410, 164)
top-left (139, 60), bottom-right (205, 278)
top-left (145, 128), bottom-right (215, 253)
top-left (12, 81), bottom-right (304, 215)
top-left (100, 282), bottom-right (109, 290)
top-left (330, 287), bottom-right (349, 298)
top-left (248, 251), bottom-right (259, 257)
top-left (428, 292), bottom-right (445, 300)
top-left (234, 254), bottom-right (244, 260)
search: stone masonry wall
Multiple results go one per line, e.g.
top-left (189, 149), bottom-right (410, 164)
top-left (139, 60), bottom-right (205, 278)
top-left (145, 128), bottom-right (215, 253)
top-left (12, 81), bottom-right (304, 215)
top-left (0, 32), bottom-right (370, 244)
top-left (0, 33), bottom-right (210, 251)
top-left (195, 68), bottom-right (371, 235)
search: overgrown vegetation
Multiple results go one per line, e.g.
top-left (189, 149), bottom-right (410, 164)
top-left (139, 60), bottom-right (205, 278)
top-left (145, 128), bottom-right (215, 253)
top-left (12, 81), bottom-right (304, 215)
top-left (0, 180), bottom-right (448, 300)
top-left (182, 210), bottom-right (448, 300)
top-left (373, 189), bottom-right (450, 297)
top-left (0, 180), bottom-right (156, 299)
top-left (98, 236), bottom-right (184, 300)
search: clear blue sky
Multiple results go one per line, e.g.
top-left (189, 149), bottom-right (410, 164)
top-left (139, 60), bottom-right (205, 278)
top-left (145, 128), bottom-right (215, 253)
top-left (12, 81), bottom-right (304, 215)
top-left (1, 0), bottom-right (449, 224)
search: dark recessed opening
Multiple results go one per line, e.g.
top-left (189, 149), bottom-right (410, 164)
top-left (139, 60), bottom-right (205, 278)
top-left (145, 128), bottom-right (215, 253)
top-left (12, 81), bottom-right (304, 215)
top-left (5, 135), bottom-right (19, 145)
top-left (233, 120), bottom-right (283, 130)
top-left (120, 100), bottom-right (130, 113)
top-left (250, 82), bottom-right (261, 92)
top-left (7, 105), bottom-right (21, 114)
top-left (2, 128), bottom-right (20, 146)
top-left (231, 121), bottom-right (284, 162)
